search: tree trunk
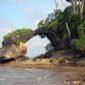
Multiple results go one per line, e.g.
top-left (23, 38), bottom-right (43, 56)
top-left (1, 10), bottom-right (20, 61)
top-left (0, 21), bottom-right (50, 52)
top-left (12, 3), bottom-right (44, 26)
top-left (66, 22), bottom-right (71, 42)
top-left (79, 0), bottom-right (84, 20)
top-left (71, 0), bottom-right (76, 14)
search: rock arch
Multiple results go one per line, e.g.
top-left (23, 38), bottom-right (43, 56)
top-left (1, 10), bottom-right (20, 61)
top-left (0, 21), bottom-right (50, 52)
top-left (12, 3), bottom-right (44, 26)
top-left (0, 26), bottom-right (66, 59)
top-left (2, 27), bottom-right (64, 50)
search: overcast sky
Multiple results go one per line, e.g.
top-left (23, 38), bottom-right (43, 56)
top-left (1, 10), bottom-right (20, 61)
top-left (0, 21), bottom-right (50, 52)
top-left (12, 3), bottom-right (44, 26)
top-left (0, 0), bottom-right (70, 58)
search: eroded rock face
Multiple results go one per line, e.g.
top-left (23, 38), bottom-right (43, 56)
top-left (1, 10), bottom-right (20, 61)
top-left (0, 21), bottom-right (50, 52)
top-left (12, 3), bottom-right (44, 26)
top-left (0, 42), bottom-right (27, 59)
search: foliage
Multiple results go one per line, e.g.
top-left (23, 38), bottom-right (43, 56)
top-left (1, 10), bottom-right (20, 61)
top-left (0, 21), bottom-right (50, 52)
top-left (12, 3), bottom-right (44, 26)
top-left (71, 20), bottom-right (85, 52)
top-left (3, 28), bottom-right (32, 45)
top-left (4, 28), bottom-right (32, 40)
top-left (77, 20), bottom-right (85, 38)
top-left (71, 37), bottom-right (85, 52)
top-left (37, 4), bottom-right (85, 52)
top-left (38, 9), bottom-right (62, 30)
top-left (37, 6), bottom-right (81, 39)
top-left (62, 6), bottom-right (81, 38)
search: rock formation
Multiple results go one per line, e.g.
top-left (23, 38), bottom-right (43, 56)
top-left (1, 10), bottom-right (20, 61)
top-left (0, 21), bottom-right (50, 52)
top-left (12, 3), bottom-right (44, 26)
top-left (2, 29), bottom-right (34, 47)
top-left (0, 42), bottom-right (27, 59)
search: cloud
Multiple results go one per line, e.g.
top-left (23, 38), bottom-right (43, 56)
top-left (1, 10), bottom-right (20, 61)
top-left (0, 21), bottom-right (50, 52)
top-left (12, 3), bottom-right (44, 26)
top-left (0, 18), bottom-right (14, 40)
top-left (22, 7), bottom-right (46, 30)
top-left (0, 17), bottom-right (14, 29)
top-left (0, 17), bottom-right (15, 47)
top-left (32, 19), bottom-right (42, 30)
top-left (26, 35), bottom-right (50, 47)
top-left (28, 41), bottom-right (47, 47)
top-left (23, 8), bottom-right (46, 30)
top-left (26, 36), bottom-right (50, 58)
top-left (0, 28), bottom-right (13, 47)
top-left (0, 17), bottom-right (15, 36)
top-left (23, 8), bottom-right (45, 20)
top-left (54, 0), bottom-right (70, 10)
top-left (0, 29), bottom-right (12, 35)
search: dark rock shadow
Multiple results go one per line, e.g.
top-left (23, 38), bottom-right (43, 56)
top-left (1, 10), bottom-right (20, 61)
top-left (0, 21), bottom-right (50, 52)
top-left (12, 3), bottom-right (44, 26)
top-left (0, 58), bottom-right (15, 64)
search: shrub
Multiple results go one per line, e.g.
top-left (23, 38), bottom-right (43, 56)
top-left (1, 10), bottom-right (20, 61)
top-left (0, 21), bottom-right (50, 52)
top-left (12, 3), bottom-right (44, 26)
top-left (71, 37), bottom-right (85, 53)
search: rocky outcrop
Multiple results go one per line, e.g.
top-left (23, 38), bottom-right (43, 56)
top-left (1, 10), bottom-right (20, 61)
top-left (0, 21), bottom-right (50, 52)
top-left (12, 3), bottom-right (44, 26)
top-left (0, 42), bottom-right (27, 59)
top-left (2, 30), bottom-right (34, 47)
top-left (2, 27), bottom-right (65, 50)
top-left (4, 27), bottom-right (69, 51)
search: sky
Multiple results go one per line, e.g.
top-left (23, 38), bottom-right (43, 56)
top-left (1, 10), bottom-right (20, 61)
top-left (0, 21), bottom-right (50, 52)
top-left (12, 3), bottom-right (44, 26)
top-left (0, 0), bottom-right (70, 58)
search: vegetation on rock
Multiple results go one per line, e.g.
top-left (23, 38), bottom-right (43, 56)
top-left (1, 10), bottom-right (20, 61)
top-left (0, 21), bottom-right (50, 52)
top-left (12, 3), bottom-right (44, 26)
top-left (4, 28), bottom-right (32, 40)
top-left (3, 28), bottom-right (33, 46)
top-left (37, 2), bottom-right (85, 54)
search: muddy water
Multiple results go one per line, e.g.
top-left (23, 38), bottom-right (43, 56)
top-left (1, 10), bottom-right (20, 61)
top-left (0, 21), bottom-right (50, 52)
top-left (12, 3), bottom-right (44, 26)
top-left (0, 67), bottom-right (84, 85)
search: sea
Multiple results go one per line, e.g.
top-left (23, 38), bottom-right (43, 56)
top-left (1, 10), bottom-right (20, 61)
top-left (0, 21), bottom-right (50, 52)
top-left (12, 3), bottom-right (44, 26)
top-left (0, 67), bottom-right (69, 85)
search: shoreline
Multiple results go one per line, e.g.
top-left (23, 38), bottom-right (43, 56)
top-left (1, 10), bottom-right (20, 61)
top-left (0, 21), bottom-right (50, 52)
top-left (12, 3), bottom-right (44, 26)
top-left (0, 60), bottom-right (85, 72)
top-left (0, 58), bottom-right (85, 74)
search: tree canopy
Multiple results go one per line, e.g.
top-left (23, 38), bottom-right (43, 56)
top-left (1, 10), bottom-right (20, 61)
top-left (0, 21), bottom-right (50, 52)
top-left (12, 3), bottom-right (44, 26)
top-left (37, 2), bottom-right (85, 52)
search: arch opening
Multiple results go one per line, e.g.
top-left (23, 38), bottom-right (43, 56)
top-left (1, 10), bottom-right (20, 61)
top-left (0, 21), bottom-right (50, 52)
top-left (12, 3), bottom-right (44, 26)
top-left (25, 35), bottom-right (50, 58)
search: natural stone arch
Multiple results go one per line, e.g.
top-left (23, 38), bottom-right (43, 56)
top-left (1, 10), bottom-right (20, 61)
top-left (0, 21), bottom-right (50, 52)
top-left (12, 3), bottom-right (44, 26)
top-left (0, 26), bottom-right (65, 59)
top-left (2, 27), bottom-right (64, 50)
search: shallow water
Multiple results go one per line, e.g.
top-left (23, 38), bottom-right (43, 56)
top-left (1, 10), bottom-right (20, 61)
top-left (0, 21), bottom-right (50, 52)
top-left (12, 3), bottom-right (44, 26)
top-left (0, 67), bottom-right (84, 85)
top-left (0, 67), bottom-right (79, 85)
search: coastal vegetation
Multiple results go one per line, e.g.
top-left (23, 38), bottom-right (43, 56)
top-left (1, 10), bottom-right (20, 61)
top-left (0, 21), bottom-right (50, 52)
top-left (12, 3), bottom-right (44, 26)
top-left (37, 1), bottom-right (85, 54)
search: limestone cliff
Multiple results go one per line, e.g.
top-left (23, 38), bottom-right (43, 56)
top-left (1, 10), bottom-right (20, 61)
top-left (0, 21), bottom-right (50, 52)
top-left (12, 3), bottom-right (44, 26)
top-left (0, 42), bottom-right (27, 59)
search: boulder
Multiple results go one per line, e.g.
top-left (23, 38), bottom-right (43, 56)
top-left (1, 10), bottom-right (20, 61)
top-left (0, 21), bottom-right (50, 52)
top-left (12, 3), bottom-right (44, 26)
top-left (0, 42), bottom-right (27, 59)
